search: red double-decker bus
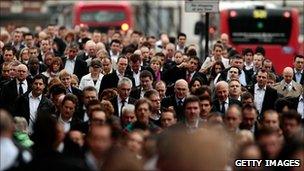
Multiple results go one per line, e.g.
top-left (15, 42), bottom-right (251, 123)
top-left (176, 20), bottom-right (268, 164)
top-left (73, 1), bottom-right (133, 32)
top-left (220, 2), bottom-right (300, 74)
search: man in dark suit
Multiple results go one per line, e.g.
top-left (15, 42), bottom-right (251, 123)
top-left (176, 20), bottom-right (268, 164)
top-left (110, 77), bottom-right (137, 117)
top-left (161, 79), bottom-right (189, 121)
top-left (130, 70), bottom-right (154, 99)
top-left (163, 56), bottom-right (208, 86)
top-left (212, 81), bottom-right (242, 115)
top-left (248, 69), bottom-right (278, 115)
top-left (293, 54), bottom-right (304, 85)
top-left (99, 56), bottom-right (134, 95)
top-left (14, 74), bottom-right (55, 134)
top-left (76, 40), bottom-right (96, 61)
top-left (0, 64), bottom-right (31, 113)
top-left (62, 43), bottom-right (88, 81)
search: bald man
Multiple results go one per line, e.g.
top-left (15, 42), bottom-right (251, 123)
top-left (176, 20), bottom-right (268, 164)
top-left (212, 81), bottom-right (242, 114)
top-left (274, 67), bottom-right (302, 98)
top-left (161, 79), bottom-right (189, 121)
top-left (0, 64), bottom-right (31, 113)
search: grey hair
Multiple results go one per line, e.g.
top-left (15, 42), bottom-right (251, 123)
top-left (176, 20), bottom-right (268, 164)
top-left (122, 104), bottom-right (135, 116)
top-left (117, 77), bottom-right (133, 88)
top-left (14, 116), bottom-right (29, 133)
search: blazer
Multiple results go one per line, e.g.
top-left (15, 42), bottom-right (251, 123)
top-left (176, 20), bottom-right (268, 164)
top-left (98, 70), bottom-right (135, 96)
top-left (14, 92), bottom-right (55, 123)
top-left (62, 57), bottom-right (88, 81)
top-left (0, 79), bottom-right (32, 113)
top-left (161, 95), bottom-right (185, 121)
top-left (293, 70), bottom-right (304, 85)
top-left (212, 98), bottom-right (242, 114)
top-left (274, 80), bottom-right (303, 98)
top-left (248, 85), bottom-right (278, 114)
top-left (110, 96), bottom-right (137, 117)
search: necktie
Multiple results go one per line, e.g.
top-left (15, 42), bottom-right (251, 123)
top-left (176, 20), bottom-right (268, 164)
top-left (221, 102), bottom-right (226, 114)
top-left (120, 99), bottom-right (126, 116)
top-left (186, 73), bottom-right (191, 83)
top-left (19, 82), bottom-right (24, 95)
top-left (178, 100), bottom-right (183, 106)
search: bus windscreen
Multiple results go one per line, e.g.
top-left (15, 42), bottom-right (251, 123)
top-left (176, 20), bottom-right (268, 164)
top-left (80, 11), bottom-right (126, 23)
top-left (228, 9), bottom-right (292, 45)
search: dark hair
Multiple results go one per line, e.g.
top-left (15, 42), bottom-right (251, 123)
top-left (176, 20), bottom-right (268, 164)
top-left (198, 95), bottom-right (212, 106)
top-left (210, 61), bottom-right (225, 78)
top-left (189, 77), bottom-right (204, 90)
top-left (242, 48), bottom-right (254, 56)
top-left (241, 92), bottom-right (254, 101)
top-left (161, 107), bottom-right (177, 119)
top-left (155, 52), bottom-right (165, 58)
top-left (255, 46), bottom-right (265, 56)
top-left (183, 95), bottom-right (200, 108)
top-left (177, 32), bottom-right (187, 39)
top-left (135, 98), bottom-right (153, 112)
top-left (140, 70), bottom-right (153, 81)
top-left (62, 93), bottom-right (78, 106)
top-left (281, 110), bottom-right (301, 125)
top-left (256, 127), bottom-right (279, 140)
top-left (83, 86), bottom-right (97, 94)
top-left (189, 56), bottom-right (201, 70)
top-left (110, 39), bottom-right (121, 46)
top-left (242, 104), bottom-right (258, 116)
top-left (131, 30), bottom-right (142, 36)
top-left (24, 32), bottom-right (33, 38)
top-left (193, 85), bottom-right (212, 97)
top-left (213, 43), bottom-right (223, 50)
top-left (129, 54), bottom-right (141, 63)
top-left (49, 83), bottom-right (66, 96)
top-left (32, 74), bottom-right (47, 85)
top-left (228, 66), bottom-right (241, 75)
top-left (144, 89), bottom-right (159, 99)
top-left (187, 48), bottom-right (197, 57)
top-left (294, 54), bottom-right (304, 61)
top-left (3, 44), bottom-right (17, 55)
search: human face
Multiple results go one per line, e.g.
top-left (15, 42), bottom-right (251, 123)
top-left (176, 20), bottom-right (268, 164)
top-left (225, 107), bottom-right (241, 131)
top-left (242, 98), bottom-right (254, 107)
top-left (1, 65), bottom-right (10, 79)
top-left (228, 67), bottom-right (239, 79)
top-left (229, 81), bottom-right (241, 98)
top-left (87, 44), bottom-right (97, 57)
top-left (267, 79), bottom-right (275, 87)
top-left (83, 91), bottom-right (98, 105)
top-left (69, 131), bottom-right (84, 147)
top-left (184, 101), bottom-right (200, 123)
top-left (191, 80), bottom-right (202, 94)
top-left (161, 111), bottom-right (176, 128)
top-left (150, 61), bottom-right (160, 72)
top-left (111, 42), bottom-right (120, 54)
top-left (216, 84), bottom-right (229, 102)
top-left (283, 70), bottom-right (293, 84)
top-left (282, 119), bottom-right (301, 138)
top-left (102, 58), bottom-right (111, 74)
top-left (118, 82), bottom-right (132, 100)
top-left (60, 75), bottom-right (71, 88)
top-left (214, 64), bottom-right (223, 74)
top-left (32, 78), bottom-right (45, 96)
top-left (40, 39), bottom-right (50, 53)
top-left (24, 35), bottom-right (34, 48)
top-left (29, 49), bottom-right (38, 58)
top-left (242, 109), bottom-right (257, 130)
top-left (231, 58), bottom-right (244, 69)
top-left (253, 55), bottom-right (263, 69)
top-left (213, 47), bottom-right (222, 58)
top-left (263, 62), bottom-right (272, 72)
top-left (61, 100), bottom-right (76, 120)
top-left (244, 53), bottom-right (253, 64)
top-left (87, 126), bottom-right (112, 157)
top-left (155, 83), bottom-right (166, 100)
top-left (91, 111), bottom-right (106, 125)
top-left (165, 45), bottom-right (175, 58)
top-left (262, 113), bottom-right (279, 129)
top-left (188, 58), bottom-right (199, 73)
top-left (3, 50), bottom-right (14, 62)
top-left (93, 33), bottom-right (102, 43)
top-left (68, 48), bottom-right (78, 59)
top-left (178, 36), bottom-right (186, 46)
top-left (9, 65), bottom-right (17, 78)
top-left (127, 132), bottom-right (144, 154)
top-left (174, 81), bottom-right (189, 99)
top-left (174, 52), bottom-right (183, 64)
top-left (199, 100), bottom-right (211, 119)
top-left (122, 111), bottom-right (136, 126)
top-left (117, 58), bottom-right (128, 74)
top-left (130, 60), bottom-right (141, 73)
top-left (17, 65), bottom-right (28, 81)
top-left (294, 57), bottom-right (304, 71)
top-left (141, 47), bottom-right (150, 60)
top-left (140, 76), bottom-right (153, 91)
top-left (21, 49), bottom-right (29, 61)
top-left (256, 71), bottom-right (267, 87)
top-left (136, 103), bottom-right (151, 125)
top-left (258, 134), bottom-right (282, 159)
top-left (149, 94), bottom-right (161, 111)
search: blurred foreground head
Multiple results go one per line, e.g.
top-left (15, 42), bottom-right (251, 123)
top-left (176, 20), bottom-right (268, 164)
top-left (157, 126), bottom-right (232, 171)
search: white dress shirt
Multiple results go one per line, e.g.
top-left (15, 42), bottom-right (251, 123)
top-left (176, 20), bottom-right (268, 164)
top-left (239, 70), bottom-right (247, 86)
top-left (294, 69), bottom-right (303, 84)
top-left (64, 58), bottom-right (76, 75)
top-left (58, 115), bottom-right (72, 133)
top-left (29, 92), bottom-right (42, 134)
top-left (132, 70), bottom-right (141, 87)
top-left (16, 79), bottom-right (28, 95)
top-left (297, 95), bottom-right (304, 119)
top-left (0, 138), bottom-right (18, 171)
top-left (254, 84), bottom-right (266, 114)
top-left (116, 70), bottom-right (124, 82)
top-left (110, 51), bottom-right (120, 69)
top-left (79, 73), bottom-right (104, 93)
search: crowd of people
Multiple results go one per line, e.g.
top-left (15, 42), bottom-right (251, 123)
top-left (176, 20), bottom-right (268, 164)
top-left (0, 24), bottom-right (303, 171)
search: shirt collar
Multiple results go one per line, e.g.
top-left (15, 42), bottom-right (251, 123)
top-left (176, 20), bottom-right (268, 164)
top-left (255, 83), bottom-right (266, 91)
top-left (59, 114), bottom-right (72, 123)
top-left (29, 92), bottom-right (42, 100)
top-left (299, 95), bottom-right (304, 101)
top-left (294, 68), bottom-right (303, 74)
top-left (118, 96), bottom-right (128, 103)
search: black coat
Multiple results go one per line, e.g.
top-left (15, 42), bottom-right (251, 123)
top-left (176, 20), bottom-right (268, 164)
top-left (212, 98), bottom-right (242, 114)
top-left (62, 57), bottom-right (88, 81)
top-left (293, 71), bottom-right (304, 85)
top-left (161, 95), bottom-right (185, 121)
top-left (14, 92), bottom-right (55, 123)
top-left (110, 96), bottom-right (137, 117)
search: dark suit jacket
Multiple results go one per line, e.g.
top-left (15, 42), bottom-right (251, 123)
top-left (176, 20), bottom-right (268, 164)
top-left (98, 70), bottom-right (135, 96)
top-left (125, 66), bottom-right (155, 87)
top-left (0, 79), bottom-right (32, 113)
top-left (110, 96), bottom-right (137, 117)
top-left (129, 86), bottom-right (144, 100)
top-left (14, 92), bottom-right (55, 123)
top-left (248, 85), bottom-right (278, 114)
top-left (62, 57), bottom-right (88, 80)
top-left (293, 71), bottom-right (304, 85)
top-left (161, 95), bottom-right (185, 121)
top-left (212, 98), bottom-right (242, 114)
